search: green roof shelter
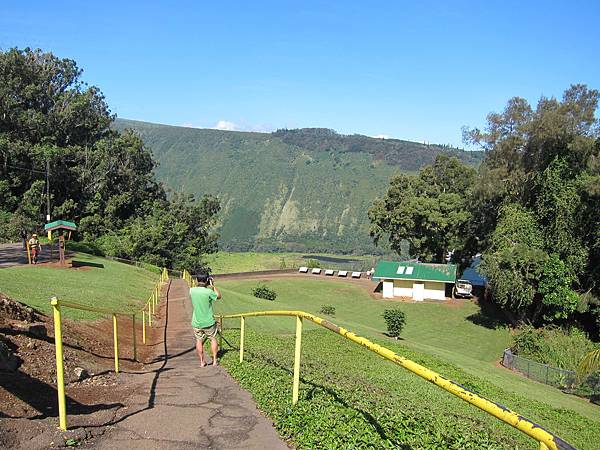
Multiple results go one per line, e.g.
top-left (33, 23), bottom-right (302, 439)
top-left (44, 220), bottom-right (77, 232)
top-left (372, 261), bottom-right (457, 301)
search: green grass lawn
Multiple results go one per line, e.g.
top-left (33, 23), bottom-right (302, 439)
top-left (220, 329), bottom-right (599, 449)
top-left (0, 253), bottom-right (158, 320)
top-left (215, 277), bottom-right (600, 434)
top-left (206, 251), bottom-right (378, 273)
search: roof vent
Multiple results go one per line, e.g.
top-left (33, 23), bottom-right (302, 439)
top-left (396, 266), bottom-right (405, 274)
top-left (406, 267), bottom-right (414, 275)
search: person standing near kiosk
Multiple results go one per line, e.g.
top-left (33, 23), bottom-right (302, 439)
top-left (28, 234), bottom-right (42, 264)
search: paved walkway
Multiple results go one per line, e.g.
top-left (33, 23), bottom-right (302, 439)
top-left (92, 279), bottom-right (287, 449)
top-left (0, 242), bottom-right (53, 268)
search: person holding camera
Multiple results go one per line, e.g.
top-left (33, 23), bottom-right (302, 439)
top-left (190, 274), bottom-right (222, 367)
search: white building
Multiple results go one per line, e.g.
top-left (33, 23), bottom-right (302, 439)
top-left (372, 261), bottom-right (457, 301)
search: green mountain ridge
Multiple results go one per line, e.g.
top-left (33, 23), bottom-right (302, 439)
top-left (114, 118), bottom-right (483, 254)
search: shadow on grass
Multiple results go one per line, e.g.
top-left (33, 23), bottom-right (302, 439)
top-left (219, 338), bottom-right (409, 449)
top-left (71, 260), bottom-right (105, 269)
top-left (466, 296), bottom-right (510, 330)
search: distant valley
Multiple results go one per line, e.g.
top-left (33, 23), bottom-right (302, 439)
top-left (114, 119), bottom-right (483, 254)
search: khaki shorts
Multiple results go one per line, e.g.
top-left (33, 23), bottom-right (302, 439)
top-left (193, 323), bottom-right (218, 343)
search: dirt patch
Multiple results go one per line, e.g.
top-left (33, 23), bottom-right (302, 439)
top-left (0, 288), bottom-right (166, 448)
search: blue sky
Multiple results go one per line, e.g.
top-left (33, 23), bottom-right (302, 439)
top-left (1, 1), bottom-right (599, 147)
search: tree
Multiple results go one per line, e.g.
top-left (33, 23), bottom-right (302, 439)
top-left (479, 204), bottom-right (547, 324)
top-left (369, 155), bottom-right (475, 262)
top-left (0, 48), bottom-right (220, 270)
top-left (538, 254), bottom-right (579, 322)
top-left (466, 84), bottom-right (600, 329)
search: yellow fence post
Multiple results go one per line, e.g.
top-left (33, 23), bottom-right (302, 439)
top-left (150, 295), bottom-right (155, 315)
top-left (51, 297), bottom-right (67, 431)
top-left (26, 241), bottom-right (31, 265)
top-left (142, 310), bottom-right (146, 344)
top-left (292, 315), bottom-right (303, 405)
top-left (239, 316), bottom-right (245, 363)
top-left (148, 303), bottom-right (153, 327)
top-left (132, 314), bottom-right (137, 361)
top-left (112, 313), bottom-right (119, 373)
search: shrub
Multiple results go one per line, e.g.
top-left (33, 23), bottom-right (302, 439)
top-left (251, 283), bottom-right (277, 301)
top-left (319, 305), bottom-right (336, 316)
top-left (305, 258), bottom-right (320, 268)
top-left (382, 308), bottom-right (406, 338)
top-left (512, 325), bottom-right (596, 371)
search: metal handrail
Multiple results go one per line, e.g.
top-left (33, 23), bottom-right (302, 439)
top-left (219, 310), bottom-right (574, 450)
top-left (51, 267), bottom-right (169, 430)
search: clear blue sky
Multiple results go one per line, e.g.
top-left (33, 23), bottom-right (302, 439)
top-left (2, 1), bottom-right (599, 147)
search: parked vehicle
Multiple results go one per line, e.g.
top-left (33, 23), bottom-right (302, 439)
top-left (453, 279), bottom-right (473, 298)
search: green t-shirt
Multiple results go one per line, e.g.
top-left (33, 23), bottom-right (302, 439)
top-left (190, 287), bottom-right (219, 329)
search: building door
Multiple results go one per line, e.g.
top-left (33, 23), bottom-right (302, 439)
top-left (382, 281), bottom-right (394, 298)
top-left (412, 282), bottom-right (424, 301)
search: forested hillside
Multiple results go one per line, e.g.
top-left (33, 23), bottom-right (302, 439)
top-left (114, 119), bottom-right (483, 253)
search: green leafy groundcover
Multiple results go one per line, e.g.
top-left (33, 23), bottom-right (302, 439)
top-left (219, 329), bottom-right (599, 449)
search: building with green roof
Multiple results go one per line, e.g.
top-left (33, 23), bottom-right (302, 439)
top-left (372, 261), bottom-right (457, 301)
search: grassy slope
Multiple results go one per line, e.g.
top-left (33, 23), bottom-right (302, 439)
top-left (206, 251), bottom-right (379, 273)
top-left (0, 253), bottom-right (157, 320)
top-left (220, 330), bottom-right (599, 449)
top-left (215, 278), bottom-right (599, 425)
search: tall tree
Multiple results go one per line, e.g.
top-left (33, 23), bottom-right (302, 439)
top-left (369, 155), bottom-right (476, 262)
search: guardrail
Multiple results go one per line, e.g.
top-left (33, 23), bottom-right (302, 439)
top-left (218, 310), bottom-right (574, 450)
top-left (182, 269), bottom-right (197, 287)
top-left (51, 267), bottom-right (169, 430)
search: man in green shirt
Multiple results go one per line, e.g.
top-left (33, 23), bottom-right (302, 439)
top-left (190, 274), bottom-right (222, 367)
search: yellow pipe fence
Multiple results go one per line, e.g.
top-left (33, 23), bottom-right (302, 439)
top-left (219, 310), bottom-right (574, 450)
top-left (51, 267), bottom-right (169, 430)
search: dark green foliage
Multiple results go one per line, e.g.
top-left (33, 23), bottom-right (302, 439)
top-left (113, 119), bottom-right (483, 254)
top-left (0, 48), bottom-right (219, 269)
top-left (220, 330), bottom-right (598, 449)
top-left (251, 283), bottom-right (277, 301)
top-left (369, 155), bottom-right (476, 262)
top-left (393, 84), bottom-right (600, 330)
top-left (382, 308), bottom-right (406, 338)
top-left (319, 305), bottom-right (336, 316)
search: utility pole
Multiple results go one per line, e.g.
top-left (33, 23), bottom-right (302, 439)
top-left (46, 159), bottom-right (51, 240)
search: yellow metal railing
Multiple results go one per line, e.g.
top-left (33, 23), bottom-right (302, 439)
top-left (51, 267), bottom-right (169, 430)
top-left (182, 269), bottom-right (197, 287)
top-left (219, 310), bottom-right (574, 450)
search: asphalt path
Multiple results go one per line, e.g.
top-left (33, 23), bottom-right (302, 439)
top-left (92, 279), bottom-right (288, 449)
top-left (0, 242), bottom-right (54, 268)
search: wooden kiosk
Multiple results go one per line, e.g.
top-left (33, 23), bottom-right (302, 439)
top-left (44, 220), bottom-right (77, 265)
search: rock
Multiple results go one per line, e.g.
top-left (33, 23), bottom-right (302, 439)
top-left (0, 339), bottom-right (21, 372)
top-left (73, 367), bottom-right (89, 381)
top-left (0, 295), bottom-right (39, 322)
top-left (13, 322), bottom-right (47, 338)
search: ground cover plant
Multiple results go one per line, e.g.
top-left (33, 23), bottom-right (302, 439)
top-left (0, 253), bottom-right (157, 320)
top-left (219, 329), bottom-right (599, 449)
top-left (319, 305), bottom-right (336, 316)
